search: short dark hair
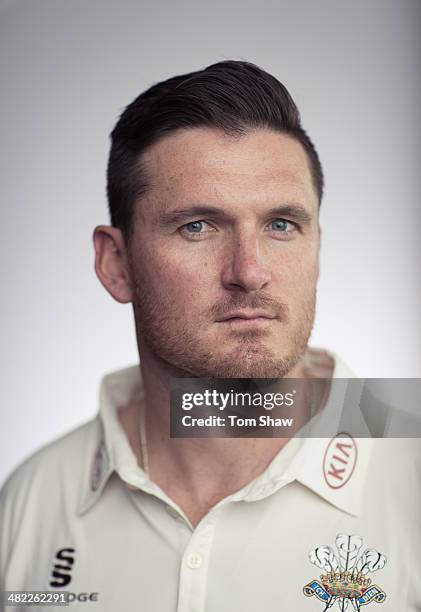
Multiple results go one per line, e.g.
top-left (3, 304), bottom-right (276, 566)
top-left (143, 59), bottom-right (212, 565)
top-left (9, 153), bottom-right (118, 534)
top-left (107, 60), bottom-right (324, 239)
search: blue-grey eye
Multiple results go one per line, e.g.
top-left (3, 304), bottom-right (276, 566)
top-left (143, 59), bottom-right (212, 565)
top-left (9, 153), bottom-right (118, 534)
top-left (270, 219), bottom-right (289, 231)
top-left (185, 221), bottom-right (204, 233)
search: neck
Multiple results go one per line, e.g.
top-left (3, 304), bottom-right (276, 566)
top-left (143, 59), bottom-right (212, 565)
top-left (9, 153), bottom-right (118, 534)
top-left (118, 346), bottom-right (334, 527)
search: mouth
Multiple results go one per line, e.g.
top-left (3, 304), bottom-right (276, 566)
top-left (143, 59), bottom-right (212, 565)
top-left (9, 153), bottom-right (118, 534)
top-left (216, 311), bottom-right (277, 328)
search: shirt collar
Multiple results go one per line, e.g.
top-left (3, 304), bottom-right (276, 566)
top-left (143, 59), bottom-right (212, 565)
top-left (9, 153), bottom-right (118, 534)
top-left (229, 357), bottom-right (373, 516)
top-left (296, 356), bottom-right (372, 517)
top-left (79, 353), bottom-right (373, 517)
top-left (78, 365), bottom-right (147, 515)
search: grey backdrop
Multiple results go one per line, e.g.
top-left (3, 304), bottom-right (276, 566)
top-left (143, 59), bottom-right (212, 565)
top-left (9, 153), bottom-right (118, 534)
top-left (1, 0), bottom-right (420, 485)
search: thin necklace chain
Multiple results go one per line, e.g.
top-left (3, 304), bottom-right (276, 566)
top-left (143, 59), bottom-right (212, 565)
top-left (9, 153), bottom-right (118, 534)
top-left (138, 398), bottom-right (149, 476)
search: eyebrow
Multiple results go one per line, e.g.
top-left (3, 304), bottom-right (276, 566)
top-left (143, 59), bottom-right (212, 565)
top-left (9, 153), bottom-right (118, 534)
top-left (155, 204), bottom-right (313, 227)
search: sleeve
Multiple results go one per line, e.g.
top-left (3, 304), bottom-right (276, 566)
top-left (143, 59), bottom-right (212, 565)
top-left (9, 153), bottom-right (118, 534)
top-left (0, 459), bottom-right (39, 594)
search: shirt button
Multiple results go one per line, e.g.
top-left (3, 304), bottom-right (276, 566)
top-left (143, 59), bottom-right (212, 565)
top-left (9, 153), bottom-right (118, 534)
top-left (186, 553), bottom-right (203, 569)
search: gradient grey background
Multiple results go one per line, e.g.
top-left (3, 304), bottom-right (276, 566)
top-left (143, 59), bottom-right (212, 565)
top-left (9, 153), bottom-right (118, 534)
top-left (1, 0), bottom-right (420, 485)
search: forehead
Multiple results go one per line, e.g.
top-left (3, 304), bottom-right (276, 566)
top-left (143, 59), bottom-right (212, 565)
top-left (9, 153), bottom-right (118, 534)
top-left (140, 127), bottom-right (318, 213)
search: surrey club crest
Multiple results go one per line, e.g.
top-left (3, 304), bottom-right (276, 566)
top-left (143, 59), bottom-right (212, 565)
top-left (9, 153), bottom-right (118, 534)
top-left (303, 534), bottom-right (386, 610)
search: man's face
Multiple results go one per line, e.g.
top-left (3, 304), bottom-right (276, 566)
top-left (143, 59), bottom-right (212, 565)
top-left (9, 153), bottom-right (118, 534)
top-left (128, 127), bottom-right (320, 377)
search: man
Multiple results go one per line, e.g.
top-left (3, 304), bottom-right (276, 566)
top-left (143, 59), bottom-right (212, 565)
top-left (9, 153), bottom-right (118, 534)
top-left (1, 61), bottom-right (420, 611)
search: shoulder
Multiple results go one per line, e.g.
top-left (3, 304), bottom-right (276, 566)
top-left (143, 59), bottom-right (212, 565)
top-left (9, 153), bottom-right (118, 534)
top-left (360, 383), bottom-right (421, 439)
top-left (0, 418), bottom-right (101, 587)
top-left (1, 418), bottom-right (99, 493)
top-left (0, 418), bottom-right (101, 537)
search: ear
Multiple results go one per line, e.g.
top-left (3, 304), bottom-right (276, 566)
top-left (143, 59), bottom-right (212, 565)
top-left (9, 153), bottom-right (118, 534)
top-left (93, 225), bottom-right (134, 303)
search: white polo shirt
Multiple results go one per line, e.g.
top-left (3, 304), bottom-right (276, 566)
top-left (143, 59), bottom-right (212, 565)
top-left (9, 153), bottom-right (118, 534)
top-left (1, 354), bottom-right (420, 611)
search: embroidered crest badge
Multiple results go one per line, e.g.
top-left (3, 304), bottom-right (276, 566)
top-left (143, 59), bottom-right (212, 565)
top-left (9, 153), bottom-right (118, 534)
top-left (303, 534), bottom-right (386, 610)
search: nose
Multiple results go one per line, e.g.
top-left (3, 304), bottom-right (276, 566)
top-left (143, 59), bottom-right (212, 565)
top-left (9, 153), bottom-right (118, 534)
top-left (220, 231), bottom-right (271, 293)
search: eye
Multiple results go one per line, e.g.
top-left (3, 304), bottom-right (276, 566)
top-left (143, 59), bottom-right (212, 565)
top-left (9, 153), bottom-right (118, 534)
top-left (267, 218), bottom-right (297, 237)
top-left (179, 220), bottom-right (216, 240)
top-left (185, 221), bottom-right (206, 233)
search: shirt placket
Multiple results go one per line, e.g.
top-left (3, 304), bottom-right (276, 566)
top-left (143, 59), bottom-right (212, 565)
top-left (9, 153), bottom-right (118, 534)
top-left (176, 512), bottom-right (218, 612)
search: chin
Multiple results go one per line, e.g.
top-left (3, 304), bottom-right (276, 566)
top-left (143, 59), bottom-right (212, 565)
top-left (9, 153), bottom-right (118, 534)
top-left (194, 347), bottom-right (302, 379)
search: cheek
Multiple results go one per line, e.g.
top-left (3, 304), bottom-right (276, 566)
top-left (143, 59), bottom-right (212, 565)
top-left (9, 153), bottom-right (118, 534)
top-left (137, 246), bottom-right (214, 309)
top-left (270, 247), bottom-right (319, 298)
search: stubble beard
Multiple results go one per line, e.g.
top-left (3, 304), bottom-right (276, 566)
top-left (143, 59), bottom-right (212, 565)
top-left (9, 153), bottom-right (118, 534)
top-left (132, 278), bottom-right (316, 379)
